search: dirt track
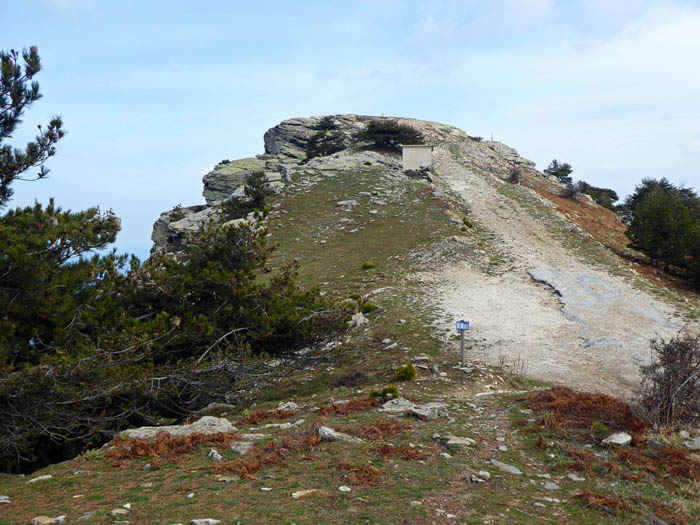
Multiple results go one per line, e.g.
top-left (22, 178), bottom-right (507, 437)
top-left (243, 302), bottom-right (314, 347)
top-left (429, 145), bottom-right (687, 397)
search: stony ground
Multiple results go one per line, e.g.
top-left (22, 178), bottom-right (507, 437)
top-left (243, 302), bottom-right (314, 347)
top-left (3, 359), bottom-right (699, 524)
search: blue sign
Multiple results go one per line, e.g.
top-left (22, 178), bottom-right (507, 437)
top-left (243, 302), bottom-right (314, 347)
top-left (456, 320), bottom-right (470, 332)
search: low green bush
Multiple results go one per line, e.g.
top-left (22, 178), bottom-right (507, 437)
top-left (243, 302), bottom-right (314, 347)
top-left (370, 384), bottom-right (399, 401)
top-left (393, 363), bottom-right (417, 382)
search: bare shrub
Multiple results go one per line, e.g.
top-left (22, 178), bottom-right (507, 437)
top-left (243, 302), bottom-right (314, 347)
top-left (508, 167), bottom-right (523, 184)
top-left (637, 330), bottom-right (700, 427)
top-left (561, 181), bottom-right (584, 200)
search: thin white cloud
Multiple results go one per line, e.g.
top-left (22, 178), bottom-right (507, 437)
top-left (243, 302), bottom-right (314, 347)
top-left (31, 0), bottom-right (96, 13)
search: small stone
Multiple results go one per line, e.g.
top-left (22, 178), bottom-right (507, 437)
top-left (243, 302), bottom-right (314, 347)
top-left (544, 481), bottom-right (560, 490)
top-left (358, 192), bottom-right (372, 197)
top-left (336, 200), bottom-right (359, 207)
top-left (684, 437), bottom-right (700, 450)
top-left (123, 503), bottom-right (131, 510)
top-left (190, 520), bottom-right (221, 525)
top-left (602, 432), bottom-right (632, 446)
top-left (231, 442), bottom-right (254, 455)
top-left (291, 489), bottom-right (317, 498)
top-left (536, 473), bottom-right (551, 479)
top-left (187, 492), bottom-right (195, 499)
top-left (143, 463), bottom-right (152, 471)
top-left (440, 452), bottom-right (452, 459)
top-left (567, 473), bottom-right (585, 481)
top-left (141, 482), bottom-right (153, 487)
top-left (215, 475), bottom-right (240, 482)
top-left (498, 445), bottom-right (507, 452)
top-left (109, 509), bottom-right (129, 517)
top-left (31, 518), bottom-right (56, 525)
top-left (381, 338), bottom-right (391, 344)
top-left (277, 401), bottom-right (299, 411)
top-left (76, 514), bottom-right (93, 522)
top-left (534, 502), bottom-right (546, 508)
top-left (490, 459), bottom-right (522, 475)
top-left (350, 312), bottom-right (368, 327)
top-left (0, 495), bottom-right (10, 505)
top-left (27, 474), bottom-right (52, 484)
top-left (260, 487), bottom-right (272, 491)
top-left (207, 448), bottom-right (223, 461)
top-left (477, 471), bottom-right (491, 480)
top-left (114, 522), bottom-right (129, 525)
top-left (679, 430), bottom-right (690, 439)
top-left (338, 485), bottom-right (352, 492)
top-left (410, 501), bottom-right (422, 506)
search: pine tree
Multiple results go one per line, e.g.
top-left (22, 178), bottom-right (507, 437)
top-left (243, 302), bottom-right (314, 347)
top-left (1, 47), bottom-right (64, 206)
top-left (544, 159), bottom-right (573, 184)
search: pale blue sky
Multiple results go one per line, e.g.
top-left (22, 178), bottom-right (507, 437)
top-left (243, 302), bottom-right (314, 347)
top-left (4, 0), bottom-right (700, 259)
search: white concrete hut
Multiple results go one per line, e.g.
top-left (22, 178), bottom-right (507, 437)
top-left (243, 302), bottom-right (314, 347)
top-left (401, 144), bottom-right (433, 172)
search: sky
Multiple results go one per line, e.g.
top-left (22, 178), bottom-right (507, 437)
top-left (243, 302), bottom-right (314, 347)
top-left (4, 0), bottom-right (700, 260)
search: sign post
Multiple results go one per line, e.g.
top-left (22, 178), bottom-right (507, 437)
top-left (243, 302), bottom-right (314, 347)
top-left (456, 320), bottom-right (470, 367)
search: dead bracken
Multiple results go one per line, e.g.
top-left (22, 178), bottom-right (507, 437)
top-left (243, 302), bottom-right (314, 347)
top-left (236, 409), bottom-right (298, 425)
top-left (524, 387), bottom-right (649, 441)
top-left (108, 431), bottom-right (240, 465)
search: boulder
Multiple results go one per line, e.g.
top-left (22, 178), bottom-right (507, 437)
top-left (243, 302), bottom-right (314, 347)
top-left (123, 416), bottom-right (236, 440)
top-left (489, 459), bottom-right (522, 475)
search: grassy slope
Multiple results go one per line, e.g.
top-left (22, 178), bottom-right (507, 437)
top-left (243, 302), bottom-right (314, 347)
top-left (2, 152), bottom-right (699, 524)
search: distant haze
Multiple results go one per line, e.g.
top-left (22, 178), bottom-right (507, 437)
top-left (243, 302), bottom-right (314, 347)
top-left (5, 0), bottom-right (700, 260)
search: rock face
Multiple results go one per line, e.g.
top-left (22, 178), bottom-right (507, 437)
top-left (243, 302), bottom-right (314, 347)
top-left (151, 114), bottom-right (544, 255)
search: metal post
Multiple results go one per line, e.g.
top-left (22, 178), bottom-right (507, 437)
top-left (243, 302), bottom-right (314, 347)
top-left (461, 327), bottom-right (465, 367)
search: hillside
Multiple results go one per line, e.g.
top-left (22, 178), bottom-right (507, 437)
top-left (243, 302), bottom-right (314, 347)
top-left (2, 115), bottom-right (700, 524)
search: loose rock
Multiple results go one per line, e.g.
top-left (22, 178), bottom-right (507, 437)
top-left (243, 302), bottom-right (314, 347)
top-left (490, 459), bottom-right (522, 475)
top-left (27, 474), bottom-right (52, 484)
top-left (602, 432), bottom-right (632, 446)
top-left (318, 426), bottom-right (364, 444)
top-left (292, 489), bottom-right (317, 498)
top-left (684, 437), bottom-right (700, 450)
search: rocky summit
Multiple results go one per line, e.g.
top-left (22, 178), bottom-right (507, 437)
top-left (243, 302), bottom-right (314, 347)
top-left (151, 115), bottom-right (539, 255)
